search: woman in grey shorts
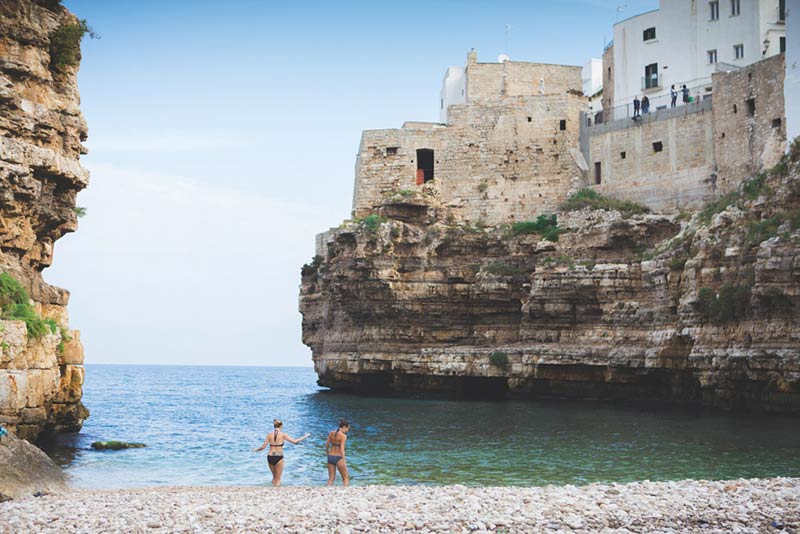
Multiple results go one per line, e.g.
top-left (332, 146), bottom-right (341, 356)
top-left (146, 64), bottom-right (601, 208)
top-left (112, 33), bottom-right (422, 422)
top-left (325, 418), bottom-right (350, 486)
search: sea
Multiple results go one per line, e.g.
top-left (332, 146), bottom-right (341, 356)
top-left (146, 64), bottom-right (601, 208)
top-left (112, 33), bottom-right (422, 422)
top-left (41, 364), bottom-right (800, 489)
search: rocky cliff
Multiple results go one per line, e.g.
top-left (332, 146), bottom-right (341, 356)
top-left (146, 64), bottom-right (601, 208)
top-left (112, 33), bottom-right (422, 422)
top-left (0, 0), bottom-right (89, 440)
top-left (300, 144), bottom-right (800, 412)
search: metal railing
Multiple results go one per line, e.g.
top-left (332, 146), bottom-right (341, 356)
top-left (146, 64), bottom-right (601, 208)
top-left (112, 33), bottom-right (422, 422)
top-left (590, 84), bottom-right (713, 125)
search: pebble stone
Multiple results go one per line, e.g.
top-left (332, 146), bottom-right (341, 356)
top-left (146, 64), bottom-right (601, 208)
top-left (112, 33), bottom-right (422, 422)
top-left (0, 478), bottom-right (797, 533)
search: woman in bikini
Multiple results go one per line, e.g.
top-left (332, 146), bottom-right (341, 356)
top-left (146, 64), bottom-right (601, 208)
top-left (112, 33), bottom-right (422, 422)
top-left (253, 419), bottom-right (310, 487)
top-left (325, 418), bottom-right (351, 486)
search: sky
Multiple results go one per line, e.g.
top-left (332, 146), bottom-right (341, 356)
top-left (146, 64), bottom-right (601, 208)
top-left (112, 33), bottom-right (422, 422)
top-left (48, 0), bottom-right (658, 366)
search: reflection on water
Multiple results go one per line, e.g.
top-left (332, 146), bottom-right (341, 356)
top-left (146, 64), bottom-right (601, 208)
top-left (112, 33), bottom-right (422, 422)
top-left (43, 365), bottom-right (800, 489)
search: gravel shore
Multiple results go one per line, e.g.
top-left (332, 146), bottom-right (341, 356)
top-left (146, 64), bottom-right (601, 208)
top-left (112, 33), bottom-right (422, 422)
top-left (1, 478), bottom-right (797, 533)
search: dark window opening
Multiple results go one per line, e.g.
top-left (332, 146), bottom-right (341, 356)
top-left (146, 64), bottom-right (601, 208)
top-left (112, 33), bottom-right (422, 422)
top-left (440, 98), bottom-right (444, 110)
top-left (594, 162), bottom-right (602, 184)
top-left (653, 141), bottom-right (663, 152)
top-left (733, 104), bottom-right (737, 113)
top-left (620, 151), bottom-right (627, 159)
top-left (643, 27), bottom-right (656, 41)
top-left (416, 148), bottom-right (435, 184)
top-left (746, 98), bottom-right (755, 117)
top-left (644, 63), bottom-right (659, 89)
top-left (772, 118), bottom-right (782, 128)
top-left (607, 66), bottom-right (611, 79)
top-left (386, 146), bottom-right (398, 156)
top-left (527, 116), bottom-right (532, 122)
top-left (779, 0), bottom-right (786, 21)
top-left (721, 132), bottom-right (725, 138)
top-left (559, 119), bottom-right (567, 130)
top-left (780, 37), bottom-right (786, 53)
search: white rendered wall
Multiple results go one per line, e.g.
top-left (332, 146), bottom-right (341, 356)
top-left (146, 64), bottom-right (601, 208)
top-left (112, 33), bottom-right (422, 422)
top-left (440, 66), bottom-right (466, 124)
top-left (613, 0), bottom-right (784, 115)
top-left (582, 58), bottom-right (602, 96)
top-left (787, 0), bottom-right (800, 146)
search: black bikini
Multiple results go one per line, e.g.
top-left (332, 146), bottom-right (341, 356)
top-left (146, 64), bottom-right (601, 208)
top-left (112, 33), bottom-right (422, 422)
top-left (267, 429), bottom-right (284, 465)
top-left (327, 429), bottom-right (343, 466)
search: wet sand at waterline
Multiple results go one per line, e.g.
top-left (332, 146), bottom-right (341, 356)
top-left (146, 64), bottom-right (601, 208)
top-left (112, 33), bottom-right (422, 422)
top-left (2, 478), bottom-right (797, 533)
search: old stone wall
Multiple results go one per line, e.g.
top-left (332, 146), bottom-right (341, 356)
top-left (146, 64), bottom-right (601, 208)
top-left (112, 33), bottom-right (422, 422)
top-left (601, 43), bottom-right (614, 118)
top-left (0, 0), bottom-right (89, 440)
top-left (712, 53), bottom-right (787, 193)
top-left (588, 101), bottom-right (716, 211)
top-left (353, 92), bottom-right (588, 225)
top-left (465, 58), bottom-right (582, 102)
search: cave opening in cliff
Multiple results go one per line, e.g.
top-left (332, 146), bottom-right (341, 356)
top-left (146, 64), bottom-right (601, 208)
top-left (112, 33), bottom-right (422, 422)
top-left (416, 148), bottom-right (435, 184)
top-left (460, 376), bottom-right (509, 400)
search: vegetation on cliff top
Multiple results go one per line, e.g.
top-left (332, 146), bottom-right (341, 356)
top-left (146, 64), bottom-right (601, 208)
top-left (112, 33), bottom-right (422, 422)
top-left (49, 19), bottom-right (97, 73)
top-left (562, 189), bottom-right (650, 217)
top-left (507, 214), bottom-right (561, 242)
top-left (0, 273), bottom-right (58, 338)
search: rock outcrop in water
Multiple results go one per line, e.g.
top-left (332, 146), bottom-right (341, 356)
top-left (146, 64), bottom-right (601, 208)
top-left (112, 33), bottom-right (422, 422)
top-left (0, 0), bottom-right (89, 440)
top-left (300, 145), bottom-right (800, 412)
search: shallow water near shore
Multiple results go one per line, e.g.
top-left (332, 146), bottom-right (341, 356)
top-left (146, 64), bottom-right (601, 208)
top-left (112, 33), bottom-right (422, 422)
top-left (42, 364), bottom-right (800, 489)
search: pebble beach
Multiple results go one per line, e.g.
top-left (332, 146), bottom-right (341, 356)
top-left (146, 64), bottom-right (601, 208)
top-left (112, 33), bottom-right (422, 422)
top-left (1, 478), bottom-right (797, 533)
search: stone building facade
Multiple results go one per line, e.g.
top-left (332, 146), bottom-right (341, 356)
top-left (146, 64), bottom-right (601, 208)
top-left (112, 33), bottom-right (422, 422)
top-left (583, 54), bottom-right (787, 211)
top-left (353, 52), bottom-right (587, 224)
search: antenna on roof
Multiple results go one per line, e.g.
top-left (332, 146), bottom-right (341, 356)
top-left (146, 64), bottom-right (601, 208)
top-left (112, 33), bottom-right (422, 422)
top-left (616, 4), bottom-right (627, 21)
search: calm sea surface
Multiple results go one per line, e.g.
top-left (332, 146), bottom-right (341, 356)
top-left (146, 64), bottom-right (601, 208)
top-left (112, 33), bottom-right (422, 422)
top-left (42, 365), bottom-right (800, 489)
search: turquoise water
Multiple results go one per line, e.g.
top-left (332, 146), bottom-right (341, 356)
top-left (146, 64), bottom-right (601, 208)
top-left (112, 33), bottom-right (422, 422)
top-left (43, 365), bottom-right (800, 488)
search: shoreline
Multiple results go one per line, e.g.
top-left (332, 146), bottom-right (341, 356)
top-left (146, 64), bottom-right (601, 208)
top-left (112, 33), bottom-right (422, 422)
top-left (2, 478), bottom-right (797, 533)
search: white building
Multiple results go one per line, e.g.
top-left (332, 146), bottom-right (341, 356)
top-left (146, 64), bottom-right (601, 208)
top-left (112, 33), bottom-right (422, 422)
top-left (786, 0), bottom-right (799, 146)
top-left (610, 0), bottom-right (786, 117)
top-left (582, 58), bottom-right (603, 117)
top-left (440, 66), bottom-right (466, 124)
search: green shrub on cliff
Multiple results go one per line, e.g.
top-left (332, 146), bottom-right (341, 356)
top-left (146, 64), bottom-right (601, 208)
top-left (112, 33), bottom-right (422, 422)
top-left (510, 214), bottom-right (561, 242)
top-left (489, 351), bottom-right (509, 368)
top-left (561, 189), bottom-right (649, 217)
top-left (355, 214), bottom-right (386, 234)
top-left (301, 255), bottom-right (323, 276)
top-left (49, 19), bottom-right (97, 73)
top-left (697, 284), bottom-right (751, 323)
top-left (0, 273), bottom-right (54, 338)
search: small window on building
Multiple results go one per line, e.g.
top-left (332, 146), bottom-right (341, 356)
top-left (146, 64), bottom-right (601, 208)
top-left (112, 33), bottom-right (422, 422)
top-left (594, 162), bottom-right (602, 185)
top-left (527, 116), bottom-right (532, 122)
top-left (644, 63), bottom-right (659, 89)
top-left (780, 37), bottom-right (786, 53)
top-left (653, 141), bottom-right (663, 152)
top-left (643, 27), bottom-right (656, 41)
top-left (710, 1), bottom-right (719, 20)
top-left (731, 0), bottom-right (740, 16)
top-left (746, 98), bottom-right (755, 116)
top-left (386, 147), bottom-right (398, 156)
top-left (707, 49), bottom-right (717, 64)
top-left (620, 151), bottom-right (627, 159)
top-left (416, 148), bottom-right (435, 184)
top-left (559, 119), bottom-right (566, 130)
top-left (734, 44), bottom-right (744, 59)
top-left (440, 98), bottom-right (444, 110)
top-left (607, 66), bottom-right (611, 79)
top-left (772, 118), bottom-right (781, 128)
top-left (779, 0), bottom-right (786, 21)
top-left (733, 104), bottom-right (737, 113)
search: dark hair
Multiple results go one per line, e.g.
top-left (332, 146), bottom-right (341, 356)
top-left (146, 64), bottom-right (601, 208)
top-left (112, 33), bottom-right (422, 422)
top-left (338, 418), bottom-right (350, 428)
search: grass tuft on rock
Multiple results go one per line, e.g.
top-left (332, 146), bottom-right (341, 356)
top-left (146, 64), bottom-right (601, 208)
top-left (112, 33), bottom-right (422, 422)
top-left (561, 189), bottom-right (649, 217)
top-left (49, 19), bottom-right (96, 73)
top-left (489, 351), bottom-right (509, 368)
top-left (510, 214), bottom-right (561, 242)
top-left (0, 273), bottom-right (55, 338)
top-left (697, 284), bottom-right (751, 323)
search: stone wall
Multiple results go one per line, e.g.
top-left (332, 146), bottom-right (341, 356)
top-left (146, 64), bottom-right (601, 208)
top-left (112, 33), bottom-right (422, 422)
top-left (712, 53), bottom-right (787, 193)
top-left (601, 43), bottom-right (614, 119)
top-left (588, 101), bottom-right (716, 211)
top-left (0, 0), bottom-right (89, 440)
top-left (465, 58), bottom-right (582, 102)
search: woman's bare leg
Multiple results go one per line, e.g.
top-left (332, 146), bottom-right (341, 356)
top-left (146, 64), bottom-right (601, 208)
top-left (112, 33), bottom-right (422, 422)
top-left (268, 462), bottom-right (277, 486)
top-left (274, 459), bottom-right (284, 487)
top-left (326, 462), bottom-right (336, 486)
top-left (337, 460), bottom-right (349, 487)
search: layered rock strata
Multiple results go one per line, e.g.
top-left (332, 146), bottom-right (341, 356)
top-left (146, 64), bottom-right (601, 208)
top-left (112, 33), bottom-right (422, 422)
top-left (0, 0), bottom-right (89, 440)
top-left (300, 150), bottom-right (800, 412)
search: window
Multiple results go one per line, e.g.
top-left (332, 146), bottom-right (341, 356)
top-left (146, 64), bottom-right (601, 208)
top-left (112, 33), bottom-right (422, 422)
top-left (559, 119), bottom-right (567, 130)
top-left (594, 162), bottom-right (602, 184)
top-left (653, 141), bottom-right (663, 152)
top-left (746, 98), bottom-right (755, 116)
top-left (644, 63), bottom-right (659, 89)
top-left (643, 27), bottom-right (656, 41)
top-left (734, 44), bottom-right (744, 59)
top-left (779, 0), bottom-right (786, 21)
top-left (620, 151), bottom-right (627, 160)
top-left (707, 49), bottom-right (718, 64)
top-left (772, 118), bottom-right (782, 128)
top-left (780, 37), bottom-right (786, 53)
top-left (710, 1), bottom-right (719, 19)
top-left (386, 147), bottom-right (398, 156)
top-left (440, 98), bottom-right (444, 110)
top-left (416, 148), bottom-right (435, 184)
top-left (731, 0), bottom-right (740, 16)
top-left (733, 104), bottom-right (737, 114)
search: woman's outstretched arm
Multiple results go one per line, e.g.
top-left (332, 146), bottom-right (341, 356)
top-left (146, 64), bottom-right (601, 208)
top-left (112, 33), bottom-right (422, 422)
top-left (284, 432), bottom-right (311, 444)
top-left (252, 436), bottom-right (269, 452)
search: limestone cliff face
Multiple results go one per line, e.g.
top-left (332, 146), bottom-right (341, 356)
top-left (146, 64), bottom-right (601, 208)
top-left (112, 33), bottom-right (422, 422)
top-left (300, 150), bottom-right (800, 412)
top-left (0, 0), bottom-right (89, 440)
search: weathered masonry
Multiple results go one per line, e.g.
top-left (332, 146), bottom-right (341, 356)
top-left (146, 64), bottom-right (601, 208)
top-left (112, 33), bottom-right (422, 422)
top-left (352, 52), bottom-right (588, 225)
top-left (583, 54), bottom-right (787, 210)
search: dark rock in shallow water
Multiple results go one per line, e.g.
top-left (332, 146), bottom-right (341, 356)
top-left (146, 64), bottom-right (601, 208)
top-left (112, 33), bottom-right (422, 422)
top-left (91, 441), bottom-right (147, 451)
top-left (0, 432), bottom-right (67, 500)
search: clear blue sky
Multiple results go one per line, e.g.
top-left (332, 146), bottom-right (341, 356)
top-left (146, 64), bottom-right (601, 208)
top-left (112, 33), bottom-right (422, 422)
top-left (49, 0), bottom-right (658, 366)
